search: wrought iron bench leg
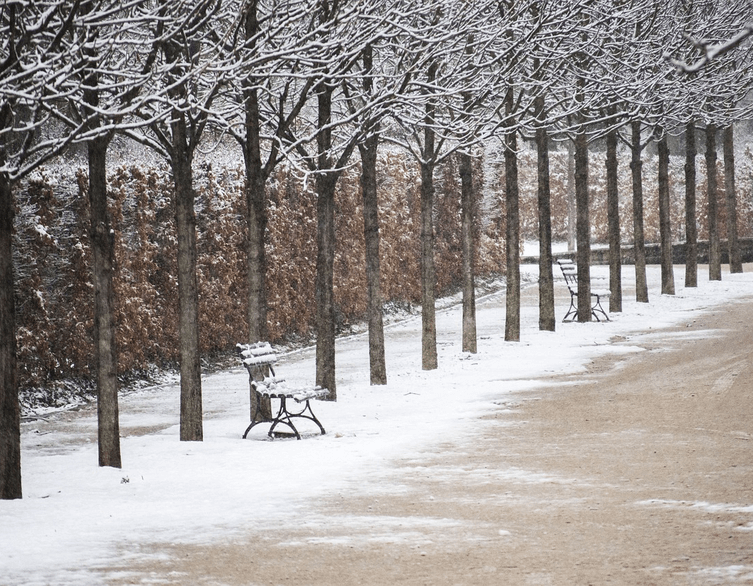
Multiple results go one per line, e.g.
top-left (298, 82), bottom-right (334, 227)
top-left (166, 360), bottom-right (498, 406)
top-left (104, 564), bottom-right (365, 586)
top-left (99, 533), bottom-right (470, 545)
top-left (591, 295), bottom-right (610, 322)
top-left (563, 292), bottom-right (578, 322)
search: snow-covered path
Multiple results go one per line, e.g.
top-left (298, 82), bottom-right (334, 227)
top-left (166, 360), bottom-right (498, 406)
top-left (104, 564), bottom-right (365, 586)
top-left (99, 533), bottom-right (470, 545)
top-left (2, 263), bottom-right (752, 585)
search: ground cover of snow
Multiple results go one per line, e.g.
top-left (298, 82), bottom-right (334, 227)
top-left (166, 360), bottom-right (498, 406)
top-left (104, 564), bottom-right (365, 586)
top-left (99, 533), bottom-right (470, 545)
top-left (2, 262), bottom-right (752, 585)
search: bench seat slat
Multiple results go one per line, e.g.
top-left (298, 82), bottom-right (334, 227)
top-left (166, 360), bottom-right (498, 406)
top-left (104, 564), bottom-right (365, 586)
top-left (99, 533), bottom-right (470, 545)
top-left (253, 380), bottom-right (329, 402)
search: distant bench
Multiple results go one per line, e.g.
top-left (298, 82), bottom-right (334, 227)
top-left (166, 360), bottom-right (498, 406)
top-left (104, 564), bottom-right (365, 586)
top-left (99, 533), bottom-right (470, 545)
top-left (557, 259), bottom-right (610, 322)
top-left (236, 342), bottom-right (329, 440)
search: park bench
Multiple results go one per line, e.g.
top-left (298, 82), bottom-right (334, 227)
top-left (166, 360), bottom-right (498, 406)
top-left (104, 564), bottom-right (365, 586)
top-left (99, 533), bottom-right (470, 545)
top-left (236, 342), bottom-right (329, 440)
top-left (557, 259), bottom-right (611, 322)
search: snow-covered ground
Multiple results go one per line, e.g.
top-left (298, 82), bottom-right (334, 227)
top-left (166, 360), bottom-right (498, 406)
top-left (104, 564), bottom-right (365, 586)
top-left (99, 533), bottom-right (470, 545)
top-left (2, 263), bottom-right (752, 585)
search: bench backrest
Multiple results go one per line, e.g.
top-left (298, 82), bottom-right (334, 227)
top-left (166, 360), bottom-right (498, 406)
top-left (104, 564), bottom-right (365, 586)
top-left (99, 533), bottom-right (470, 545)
top-left (236, 342), bottom-right (277, 380)
top-left (557, 259), bottom-right (578, 291)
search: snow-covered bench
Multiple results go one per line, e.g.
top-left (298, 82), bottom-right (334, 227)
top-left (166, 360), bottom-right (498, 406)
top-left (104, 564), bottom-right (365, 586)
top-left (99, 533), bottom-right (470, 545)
top-left (236, 342), bottom-right (329, 440)
top-left (557, 259), bottom-right (610, 322)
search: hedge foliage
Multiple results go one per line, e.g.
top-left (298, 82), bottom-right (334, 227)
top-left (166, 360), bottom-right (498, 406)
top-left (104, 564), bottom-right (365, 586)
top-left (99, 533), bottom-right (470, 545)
top-left (13, 144), bottom-right (752, 392)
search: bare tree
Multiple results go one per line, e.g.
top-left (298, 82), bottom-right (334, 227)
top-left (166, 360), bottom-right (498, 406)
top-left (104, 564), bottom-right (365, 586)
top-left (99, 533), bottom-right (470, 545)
top-left (222, 0), bottom-right (317, 415)
top-left (388, 0), bottom-right (510, 366)
top-left (277, 0), bottom-right (401, 395)
top-left (128, 0), bottom-right (232, 440)
top-left (1, 0), bottom-right (83, 499)
top-left (56, 0), bottom-right (163, 468)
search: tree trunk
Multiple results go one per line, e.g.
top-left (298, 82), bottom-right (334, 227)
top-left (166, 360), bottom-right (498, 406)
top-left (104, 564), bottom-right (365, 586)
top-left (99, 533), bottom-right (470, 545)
top-left (420, 62), bottom-right (438, 370)
top-left (504, 108), bottom-right (520, 341)
top-left (567, 141), bottom-right (576, 253)
top-left (535, 106), bottom-right (555, 331)
top-left (243, 88), bottom-right (272, 419)
top-left (88, 136), bottom-right (122, 467)
top-left (242, 2), bottom-right (273, 418)
top-left (244, 100), bottom-right (268, 344)
top-left (724, 125), bottom-right (742, 274)
top-left (0, 170), bottom-right (21, 499)
top-left (658, 133), bottom-right (675, 295)
top-left (706, 123), bottom-right (721, 281)
top-left (243, 0), bottom-right (268, 346)
top-left (605, 128), bottom-right (622, 313)
top-left (574, 130), bottom-right (591, 322)
top-left (420, 158), bottom-right (438, 370)
top-left (171, 114), bottom-right (203, 442)
top-left (81, 32), bottom-right (122, 466)
top-left (460, 151), bottom-right (477, 351)
top-left (312, 78), bottom-right (339, 396)
top-left (630, 121), bottom-right (649, 303)
top-left (359, 136), bottom-right (387, 383)
top-left (685, 121), bottom-right (698, 288)
top-left (315, 170), bottom-right (338, 395)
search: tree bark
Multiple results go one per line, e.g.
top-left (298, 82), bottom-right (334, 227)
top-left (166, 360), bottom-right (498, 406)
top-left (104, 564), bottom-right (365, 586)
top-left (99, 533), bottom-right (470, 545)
top-left (359, 135), bottom-right (387, 383)
top-left (243, 0), bottom-right (268, 347)
top-left (574, 130), bottom-right (591, 322)
top-left (706, 123), bottom-right (721, 281)
top-left (504, 96), bottom-right (520, 341)
top-left (0, 169), bottom-right (21, 499)
top-left (685, 121), bottom-right (698, 288)
top-left (420, 158), bottom-right (438, 369)
top-left (242, 15), bottom-right (272, 418)
top-left (723, 125), bottom-right (742, 274)
top-left (420, 62), bottom-right (438, 370)
top-left (566, 141), bottom-right (576, 253)
top-left (657, 133), bottom-right (675, 295)
top-left (314, 82), bottom-right (338, 396)
top-left (630, 121), bottom-right (649, 303)
top-left (315, 170), bottom-right (338, 395)
top-left (88, 136), bottom-right (122, 467)
top-left (605, 128), bottom-right (622, 313)
top-left (535, 102), bottom-right (555, 331)
top-left (171, 112), bottom-right (203, 442)
top-left (244, 94), bottom-right (268, 345)
top-left (460, 151), bottom-right (477, 352)
top-left (81, 26), bottom-right (122, 466)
